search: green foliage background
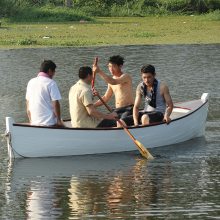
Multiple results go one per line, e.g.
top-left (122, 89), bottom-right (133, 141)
top-left (0, 0), bottom-right (220, 21)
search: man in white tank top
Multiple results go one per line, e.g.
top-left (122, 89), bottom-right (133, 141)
top-left (26, 60), bottom-right (63, 126)
top-left (133, 64), bottom-right (173, 126)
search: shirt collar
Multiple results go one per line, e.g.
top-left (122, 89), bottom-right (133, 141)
top-left (38, 72), bottom-right (52, 79)
top-left (78, 79), bottom-right (91, 88)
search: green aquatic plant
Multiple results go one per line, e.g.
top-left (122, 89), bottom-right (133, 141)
top-left (202, 9), bottom-right (220, 20)
top-left (17, 38), bottom-right (37, 45)
top-left (133, 31), bottom-right (157, 38)
top-left (0, 16), bottom-right (219, 48)
top-left (9, 6), bottom-right (92, 22)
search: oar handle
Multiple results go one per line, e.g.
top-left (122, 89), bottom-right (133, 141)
top-left (92, 57), bottom-right (98, 89)
top-left (91, 76), bottom-right (95, 89)
top-left (96, 93), bottom-right (113, 113)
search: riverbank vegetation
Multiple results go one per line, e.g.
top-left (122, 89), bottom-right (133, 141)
top-left (0, 1), bottom-right (219, 48)
top-left (1, 0), bottom-right (220, 22)
top-left (0, 15), bottom-right (219, 48)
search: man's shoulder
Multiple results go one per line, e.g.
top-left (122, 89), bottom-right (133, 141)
top-left (158, 81), bottom-right (170, 94)
top-left (136, 81), bottom-right (143, 89)
top-left (111, 73), bottom-right (132, 85)
top-left (121, 72), bottom-right (132, 79)
top-left (69, 83), bottom-right (78, 94)
top-left (70, 82), bottom-right (91, 94)
top-left (27, 77), bottom-right (38, 87)
top-left (159, 81), bottom-right (168, 89)
top-left (29, 76), bottom-right (55, 84)
top-left (45, 78), bottom-right (58, 89)
top-left (28, 76), bottom-right (37, 83)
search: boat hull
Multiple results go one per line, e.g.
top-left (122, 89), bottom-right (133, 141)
top-left (5, 93), bottom-right (209, 158)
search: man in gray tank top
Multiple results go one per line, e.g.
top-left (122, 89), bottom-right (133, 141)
top-left (133, 64), bottom-right (173, 126)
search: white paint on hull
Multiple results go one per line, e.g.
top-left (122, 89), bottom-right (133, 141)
top-left (5, 93), bottom-right (209, 158)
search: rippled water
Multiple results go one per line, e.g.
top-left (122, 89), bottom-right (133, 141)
top-left (0, 45), bottom-right (219, 219)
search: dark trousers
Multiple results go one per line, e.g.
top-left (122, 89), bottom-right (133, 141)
top-left (123, 111), bottom-right (164, 126)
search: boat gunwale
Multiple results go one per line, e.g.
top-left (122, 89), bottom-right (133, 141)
top-left (11, 100), bottom-right (208, 131)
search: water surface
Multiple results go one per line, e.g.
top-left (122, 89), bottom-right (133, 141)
top-left (0, 44), bottom-right (219, 219)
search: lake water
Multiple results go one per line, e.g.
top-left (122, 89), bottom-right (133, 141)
top-left (0, 44), bottom-right (219, 219)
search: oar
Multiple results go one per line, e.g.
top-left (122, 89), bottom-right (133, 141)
top-left (92, 57), bottom-right (98, 89)
top-left (96, 93), bottom-right (154, 159)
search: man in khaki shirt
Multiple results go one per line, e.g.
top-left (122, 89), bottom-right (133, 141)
top-left (69, 66), bottom-right (117, 128)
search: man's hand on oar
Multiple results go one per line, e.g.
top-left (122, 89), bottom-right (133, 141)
top-left (92, 88), bottom-right (99, 97)
top-left (92, 57), bottom-right (99, 72)
top-left (107, 112), bottom-right (118, 120)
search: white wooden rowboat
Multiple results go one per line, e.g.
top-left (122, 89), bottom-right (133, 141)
top-left (5, 93), bottom-right (209, 159)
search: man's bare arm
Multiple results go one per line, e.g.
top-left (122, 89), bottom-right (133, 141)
top-left (26, 100), bottom-right (31, 123)
top-left (162, 84), bottom-right (173, 124)
top-left (86, 104), bottom-right (117, 120)
top-left (98, 70), bottom-right (130, 85)
top-left (94, 85), bottom-right (113, 107)
top-left (52, 100), bottom-right (64, 126)
top-left (133, 91), bottom-right (142, 126)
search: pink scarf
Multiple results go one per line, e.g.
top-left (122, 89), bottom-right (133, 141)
top-left (37, 72), bottom-right (51, 79)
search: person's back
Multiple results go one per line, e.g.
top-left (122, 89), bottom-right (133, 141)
top-left (69, 66), bottom-right (117, 128)
top-left (69, 79), bottom-right (100, 128)
top-left (26, 60), bottom-right (63, 126)
top-left (27, 76), bottom-right (60, 125)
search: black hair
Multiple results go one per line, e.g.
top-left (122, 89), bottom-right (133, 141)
top-left (40, 60), bottom-right (56, 73)
top-left (141, 64), bottom-right (155, 75)
top-left (108, 55), bottom-right (124, 66)
top-left (78, 66), bottom-right (92, 79)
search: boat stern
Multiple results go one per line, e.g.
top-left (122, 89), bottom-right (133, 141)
top-left (5, 117), bottom-right (19, 159)
top-left (201, 93), bottom-right (209, 103)
top-left (197, 93), bottom-right (209, 137)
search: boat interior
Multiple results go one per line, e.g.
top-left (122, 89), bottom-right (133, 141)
top-left (12, 99), bottom-right (206, 129)
top-left (63, 99), bottom-right (205, 128)
top-left (171, 99), bottom-right (204, 120)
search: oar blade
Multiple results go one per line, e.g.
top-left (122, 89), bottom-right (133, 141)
top-left (135, 140), bottom-right (154, 160)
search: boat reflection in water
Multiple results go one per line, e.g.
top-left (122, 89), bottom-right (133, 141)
top-left (4, 137), bottom-right (209, 219)
top-left (4, 152), bottom-right (170, 219)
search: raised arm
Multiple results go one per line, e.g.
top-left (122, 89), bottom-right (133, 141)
top-left (133, 87), bottom-right (142, 126)
top-left (92, 60), bottom-right (130, 85)
top-left (97, 70), bottom-right (130, 85)
top-left (161, 83), bottom-right (173, 124)
top-left (94, 85), bottom-right (113, 107)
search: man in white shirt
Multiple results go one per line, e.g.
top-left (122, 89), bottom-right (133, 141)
top-left (26, 60), bottom-right (63, 126)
